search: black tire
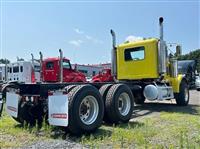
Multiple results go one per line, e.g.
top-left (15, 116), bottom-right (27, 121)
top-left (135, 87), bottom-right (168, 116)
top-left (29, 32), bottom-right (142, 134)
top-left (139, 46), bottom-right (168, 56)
top-left (0, 98), bottom-right (3, 117)
top-left (197, 88), bottom-right (200, 91)
top-left (99, 84), bottom-right (113, 121)
top-left (67, 85), bottom-right (104, 135)
top-left (105, 84), bottom-right (134, 123)
top-left (65, 85), bottom-right (76, 93)
top-left (19, 102), bottom-right (36, 126)
top-left (175, 80), bottom-right (189, 106)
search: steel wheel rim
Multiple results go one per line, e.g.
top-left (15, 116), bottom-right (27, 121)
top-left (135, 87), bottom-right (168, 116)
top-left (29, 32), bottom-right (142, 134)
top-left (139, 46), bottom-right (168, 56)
top-left (184, 88), bottom-right (189, 102)
top-left (118, 92), bottom-right (131, 116)
top-left (79, 95), bottom-right (99, 125)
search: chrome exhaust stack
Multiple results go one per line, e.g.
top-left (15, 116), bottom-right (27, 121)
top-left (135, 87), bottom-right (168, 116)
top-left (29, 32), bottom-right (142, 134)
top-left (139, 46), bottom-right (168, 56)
top-left (39, 51), bottom-right (43, 82)
top-left (31, 53), bottom-right (34, 65)
top-left (158, 17), bottom-right (167, 75)
top-left (110, 29), bottom-right (117, 78)
top-left (59, 49), bottom-right (63, 83)
top-left (159, 17), bottom-right (164, 40)
top-left (170, 58), bottom-right (178, 78)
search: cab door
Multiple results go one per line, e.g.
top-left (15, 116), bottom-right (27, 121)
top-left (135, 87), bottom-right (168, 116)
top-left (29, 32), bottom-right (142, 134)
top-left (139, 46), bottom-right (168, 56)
top-left (44, 61), bottom-right (59, 82)
top-left (62, 60), bottom-right (73, 82)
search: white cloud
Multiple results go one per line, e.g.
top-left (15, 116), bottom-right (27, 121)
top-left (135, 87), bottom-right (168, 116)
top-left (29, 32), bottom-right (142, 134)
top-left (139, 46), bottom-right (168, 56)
top-left (69, 40), bottom-right (83, 47)
top-left (85, 35), bottom-right (103, 44)
top-left (86, 35), bottom-right (92, 40)
top-left (74, 28), bottom-right (84, 34)
top-left (93, 39), bottom-right (103, 44)
top-left (125, 35), bottom-right (143, 42)
top-left (72, 28), bottom-right (104, 45)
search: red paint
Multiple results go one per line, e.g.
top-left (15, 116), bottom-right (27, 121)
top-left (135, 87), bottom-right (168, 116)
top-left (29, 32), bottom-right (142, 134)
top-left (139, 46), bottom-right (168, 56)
top-left (42, 57), bottom-right (86, 83)
top-left (7, 106), bottom-right (17, 112)
top-left (31, 67), bottom-right (36, 83)
top-left (92, 69), bottom-right (114, 82)
top-left (51, 113), bottom-right (68, 119)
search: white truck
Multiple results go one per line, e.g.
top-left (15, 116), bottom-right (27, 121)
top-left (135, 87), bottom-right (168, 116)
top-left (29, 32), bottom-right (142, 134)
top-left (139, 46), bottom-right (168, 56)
top-left (0, 59), bottom-right (41, 116)
top-left (7, 60), bottom-right (40, 83)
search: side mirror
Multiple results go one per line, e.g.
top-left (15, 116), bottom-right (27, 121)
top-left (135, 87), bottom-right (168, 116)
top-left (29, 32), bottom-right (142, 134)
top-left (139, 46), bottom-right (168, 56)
top-left (175, 45), bottom-right (182, 56)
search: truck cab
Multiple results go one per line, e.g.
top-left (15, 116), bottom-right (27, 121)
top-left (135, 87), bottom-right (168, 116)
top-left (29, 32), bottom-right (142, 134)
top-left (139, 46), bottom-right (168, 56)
top-left (42, 57), bottom-right (86, 82)
top-left (92, 68), bottom-right (113, 82)
top-left (7, 61), bottom-right (40, 83)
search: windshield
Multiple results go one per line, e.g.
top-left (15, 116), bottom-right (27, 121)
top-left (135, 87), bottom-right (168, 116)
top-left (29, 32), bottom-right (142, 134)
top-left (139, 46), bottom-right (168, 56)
top-left (102, 70), bottom-right (107, 74)
top-left (63, 61), bottom-right (71, 69)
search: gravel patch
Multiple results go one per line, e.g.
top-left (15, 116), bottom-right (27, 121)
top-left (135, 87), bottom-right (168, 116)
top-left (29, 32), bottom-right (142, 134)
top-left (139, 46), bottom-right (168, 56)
top-left (21, 139), bottom-right (87, 149)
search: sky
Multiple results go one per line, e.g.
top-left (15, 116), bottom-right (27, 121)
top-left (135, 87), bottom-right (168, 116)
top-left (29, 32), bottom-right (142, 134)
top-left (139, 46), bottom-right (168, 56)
top-left (0, 0), bottom-right (199, 64)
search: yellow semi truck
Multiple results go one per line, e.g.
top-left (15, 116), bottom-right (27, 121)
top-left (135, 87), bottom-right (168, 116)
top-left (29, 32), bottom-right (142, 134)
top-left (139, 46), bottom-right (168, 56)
top-left (2, 17), bottom-right (189, 134)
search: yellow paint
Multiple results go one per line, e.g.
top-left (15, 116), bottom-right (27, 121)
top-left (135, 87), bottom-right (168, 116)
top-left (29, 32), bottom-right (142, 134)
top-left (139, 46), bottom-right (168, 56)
top-left (166, 74), bottom-right (183, 93)
top-left (116, 38), bottom-right (159, 80)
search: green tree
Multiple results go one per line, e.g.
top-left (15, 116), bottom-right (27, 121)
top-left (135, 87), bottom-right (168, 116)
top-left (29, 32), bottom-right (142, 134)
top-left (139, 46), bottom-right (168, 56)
top-left (178, 49), bottom-right (200, 73)
top-left (0, 59), bottom-right (10, 64)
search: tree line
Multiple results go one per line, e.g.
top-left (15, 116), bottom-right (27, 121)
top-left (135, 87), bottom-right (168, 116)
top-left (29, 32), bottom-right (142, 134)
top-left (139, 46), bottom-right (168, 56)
top-left (178, 49), bottom-right (200, 73)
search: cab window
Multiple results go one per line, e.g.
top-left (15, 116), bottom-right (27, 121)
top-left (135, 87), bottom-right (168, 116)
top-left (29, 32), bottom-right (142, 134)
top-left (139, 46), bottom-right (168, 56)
top-left (20, 66), bottom-right (23, 72)
top-left (13, 66), bottom-right (19, 73)
top-left (46, 62), bottom-right (54, 70)
top-left (63, 61), bottom-right (71, 69)
top-left (9, 67), bottom-right (12, 73)
top-left (124, 46), bottom-right (145, 61)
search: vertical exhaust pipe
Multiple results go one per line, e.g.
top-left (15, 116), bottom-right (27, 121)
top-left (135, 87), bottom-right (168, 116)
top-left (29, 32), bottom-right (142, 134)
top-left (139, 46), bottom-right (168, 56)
top-left (59, 49), bottom-right (63, 83)
top-left (31, 53), bottom-right (34, 65)
top-left (159, 17), bottom-right (164, 40)
top-left (5, 60), bottom-right (8, 82)
top-left (39, 51), bottom-right (43, 82)
top-left (158, 17), bottom-right (166, 75)
top-left (110, 29), bottom-right (117, 78)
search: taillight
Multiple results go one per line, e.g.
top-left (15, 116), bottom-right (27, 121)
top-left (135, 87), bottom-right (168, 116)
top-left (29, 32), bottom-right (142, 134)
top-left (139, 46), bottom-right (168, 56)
top-left (21, 95), bottom-right (39, 102)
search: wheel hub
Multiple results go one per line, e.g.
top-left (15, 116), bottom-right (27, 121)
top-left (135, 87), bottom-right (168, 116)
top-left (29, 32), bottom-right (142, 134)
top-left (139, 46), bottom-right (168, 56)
top-left (118, 92), bottom-right (131, 116)
top-left (79, 95), bottom-right (99, 125)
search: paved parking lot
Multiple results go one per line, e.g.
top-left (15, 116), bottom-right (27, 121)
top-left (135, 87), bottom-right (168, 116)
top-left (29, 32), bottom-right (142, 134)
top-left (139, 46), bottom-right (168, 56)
top-left (131, 90), bottom-right (200, 121)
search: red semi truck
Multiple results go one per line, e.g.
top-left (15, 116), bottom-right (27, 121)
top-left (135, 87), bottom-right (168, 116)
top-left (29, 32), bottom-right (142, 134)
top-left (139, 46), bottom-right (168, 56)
top-left (41, 50), bottom-right (86, 83)
top-left (0, 50), bottom-right (86, 117)
top-left (91, 68), bottom-right (113, 82)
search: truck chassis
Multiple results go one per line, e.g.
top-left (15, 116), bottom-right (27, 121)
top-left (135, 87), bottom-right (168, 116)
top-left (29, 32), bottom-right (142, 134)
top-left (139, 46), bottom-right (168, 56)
top-left (2, 81), bottom-right (146, 134)
top-left (2, 78), bottom-right (189, 135)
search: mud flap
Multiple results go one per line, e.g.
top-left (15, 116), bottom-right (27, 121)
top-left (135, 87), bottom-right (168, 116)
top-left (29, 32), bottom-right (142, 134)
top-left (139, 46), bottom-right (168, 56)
top-left (48, 93), bottom-right (68, 127)
top-left (6, 92), bottom-right (19, 118)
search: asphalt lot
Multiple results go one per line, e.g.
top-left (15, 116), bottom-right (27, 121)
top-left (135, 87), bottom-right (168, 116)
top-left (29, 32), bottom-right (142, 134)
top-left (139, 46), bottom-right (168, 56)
top-left (131, 90), bottom-right (200, 121)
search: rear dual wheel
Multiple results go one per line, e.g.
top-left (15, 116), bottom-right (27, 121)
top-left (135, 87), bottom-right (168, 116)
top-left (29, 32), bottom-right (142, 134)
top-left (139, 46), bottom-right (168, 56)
top-left (67, 85), bottom-right (104, 135)
top-left (100, 84), bottom-right (134, 123)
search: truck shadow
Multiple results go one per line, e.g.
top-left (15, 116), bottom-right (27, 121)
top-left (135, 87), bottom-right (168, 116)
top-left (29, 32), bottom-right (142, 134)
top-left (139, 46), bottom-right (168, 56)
top-left (49, 121), bottom-right (144, 140)
top-left (132, 102), bottom-right (200, 119)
